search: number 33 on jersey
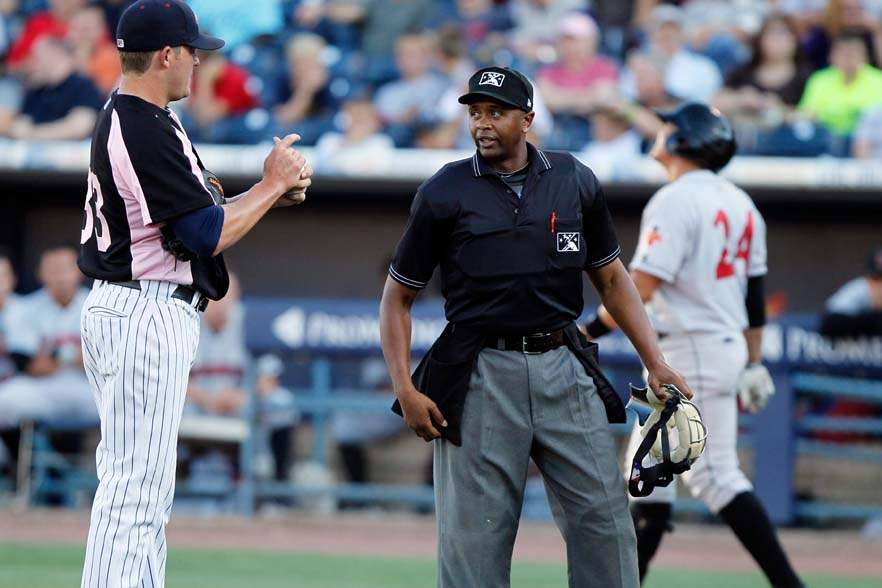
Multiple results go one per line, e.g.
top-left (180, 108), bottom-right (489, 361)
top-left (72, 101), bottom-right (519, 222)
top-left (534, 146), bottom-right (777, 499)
top-left (630, 170), bottom-right (767, 334)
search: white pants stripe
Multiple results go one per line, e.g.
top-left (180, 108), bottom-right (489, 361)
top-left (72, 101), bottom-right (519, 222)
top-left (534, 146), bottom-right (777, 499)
top-left (627, 331), bottom-right (753, 513)
top-left (80, 281), bottom-right (200, 588)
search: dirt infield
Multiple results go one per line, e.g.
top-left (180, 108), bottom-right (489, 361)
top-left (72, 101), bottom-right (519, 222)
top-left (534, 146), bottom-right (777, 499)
top-left (2, 508), bottom-right (880, 579)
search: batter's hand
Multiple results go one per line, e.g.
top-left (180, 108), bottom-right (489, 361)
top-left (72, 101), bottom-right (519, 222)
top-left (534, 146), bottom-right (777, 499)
top-left (262, 133), bottom-right (306, 196)
top-left (397, 386), bottom-right (447, 442)
top-left (646, 359), bottom-right (693, 401)
top-left (737, 363), bottom-right (775, 413)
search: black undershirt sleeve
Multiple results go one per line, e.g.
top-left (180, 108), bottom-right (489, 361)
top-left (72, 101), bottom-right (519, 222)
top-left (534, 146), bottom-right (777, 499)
top-left (746, 275), bottom-right (766, 328)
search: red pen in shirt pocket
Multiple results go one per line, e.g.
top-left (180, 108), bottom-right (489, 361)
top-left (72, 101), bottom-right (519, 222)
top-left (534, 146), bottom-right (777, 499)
top-left (550, 211), bottom-right (557, 233)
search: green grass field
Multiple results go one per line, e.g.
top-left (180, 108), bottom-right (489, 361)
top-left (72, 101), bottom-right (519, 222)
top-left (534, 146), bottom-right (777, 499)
top-left (1, 543), bottom-right (879, 588)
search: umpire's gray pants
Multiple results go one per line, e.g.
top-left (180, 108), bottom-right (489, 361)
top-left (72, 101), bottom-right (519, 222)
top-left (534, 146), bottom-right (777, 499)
top-left (434, 346), bottom-right (638, 588)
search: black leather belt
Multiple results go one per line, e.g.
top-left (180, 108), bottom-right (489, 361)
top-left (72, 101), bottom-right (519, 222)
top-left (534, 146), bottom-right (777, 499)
top-left (112, 280), bottom-right (208, 312)
top-left (484, 328), bottom-right (567, 354)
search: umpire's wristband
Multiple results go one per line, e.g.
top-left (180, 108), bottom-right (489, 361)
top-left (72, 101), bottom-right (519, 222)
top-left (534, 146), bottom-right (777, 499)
top-left (584, 313), bottom-right (612, 339)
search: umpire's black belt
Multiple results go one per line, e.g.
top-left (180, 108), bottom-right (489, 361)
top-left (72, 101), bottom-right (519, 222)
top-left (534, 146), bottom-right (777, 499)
top-left (483, 328), bottom-right (566, 354)
top-left (112, 280), bottom-right (208, 312)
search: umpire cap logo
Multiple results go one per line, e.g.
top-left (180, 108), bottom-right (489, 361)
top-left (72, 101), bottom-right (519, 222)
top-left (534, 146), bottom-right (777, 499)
top-left (479, 71), bottom-right (505, 87)
top-left (557, 232), bottom-right (580, 252)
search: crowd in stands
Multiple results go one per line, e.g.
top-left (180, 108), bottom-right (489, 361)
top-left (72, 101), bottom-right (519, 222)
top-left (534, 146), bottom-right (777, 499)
top-left (3, 1), bottom-right (882, 158)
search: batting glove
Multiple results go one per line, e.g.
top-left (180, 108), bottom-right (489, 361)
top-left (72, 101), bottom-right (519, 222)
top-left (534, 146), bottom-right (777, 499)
top-left (737, 363), bottom-right (775, 413)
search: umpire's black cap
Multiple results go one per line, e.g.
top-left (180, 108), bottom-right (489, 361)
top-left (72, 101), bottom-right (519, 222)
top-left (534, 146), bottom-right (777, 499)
top-left (116, 0), bottom-right (224, 53)
top-left (458, 66), bottom-right (533, 112)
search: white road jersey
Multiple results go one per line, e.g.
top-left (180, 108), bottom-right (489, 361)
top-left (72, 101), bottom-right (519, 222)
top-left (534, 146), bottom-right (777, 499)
top-left (6, 288), bottom-right (89, 364)
top-left (630, 170), bottom-right (767, 334)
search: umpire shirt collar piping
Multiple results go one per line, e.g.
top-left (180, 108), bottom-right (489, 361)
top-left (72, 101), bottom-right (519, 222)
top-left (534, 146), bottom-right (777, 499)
top-left (472, 142), bottom-right (552, 177)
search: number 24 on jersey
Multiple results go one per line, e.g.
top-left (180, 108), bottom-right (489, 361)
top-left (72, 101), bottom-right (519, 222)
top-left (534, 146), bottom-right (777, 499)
top-left (714, 210), bottom-right (753, 280)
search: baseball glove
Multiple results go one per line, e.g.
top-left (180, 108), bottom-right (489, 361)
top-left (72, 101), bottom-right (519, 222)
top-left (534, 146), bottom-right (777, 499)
top-left (160, 169), bottom-right (226, 262)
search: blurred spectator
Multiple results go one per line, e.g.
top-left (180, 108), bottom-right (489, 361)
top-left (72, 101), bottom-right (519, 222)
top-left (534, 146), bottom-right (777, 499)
top-left (609, 50), bottom-right (678, 143)
top-left (252, 353), bottom-right (299, 482)
top-left (0, 248), bottom-right (22, 386)
top-left (0, 247), bottom-right (18, 477)
top-left (434, 25), bottom-right (475, 90)
top-left (449, 0), bottom-right (512, 61)
top-left (331, 357), bottom-right (405, 495)
top-left (6, 0), bottom-right (85, 69)
top-left (536, 12), bottom-right (618, 148)
top-left (851, 105), bottom-right (882, 157)
top-left (319, 0), bottom-right (437, 83)
top-left (578, 107), bottom-right (642, 173)
top-left (67, 4), bottom-right (120, 95)
top-left (373, 33), bottom-right (447, 147)
top-left (182, 49), bottom-right (262, 144)
top-left (819, 246), bottom-right (882, 337)
top-left (188, 0), bottom-right (284, 52)
top-left (590, 0), bottom-right (639, 58)
top-left (508, 0), bottom-right (587, 63)
top-left (271, 32), bottom-right (340, 145)
top-left (185, 274), bottom-right (298, 483)
top-left (715, 14), bottom-right (829, 156)
top-left (677, 0), bottom-right (766, 76)
top-left (0, 1), bottom-right (19, 59)
top-left (292, 0), bottom-right (364, 52)
top-left (0, 245), bottom-right (94, 429)
top-left (803, 0), bottom-right (882, 69)
top-left (719, 15), bottom-right (811, 111)
top-left (187, 274), bottom-right (249, 418)
top-left (798, 30), bottom-right (882, 136)
top-left (314, 97), bottom-right (394, 174)
top-left (0, 36), bottom-right (102, 140)
top-left (624, 4), bottom-right (723, 103)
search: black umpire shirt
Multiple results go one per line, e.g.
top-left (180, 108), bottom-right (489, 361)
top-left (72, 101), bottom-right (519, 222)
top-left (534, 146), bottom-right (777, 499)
top-left (389, 144), bottom-right (626, 443)
top-left (78, 91), bottom-right (228, 299)
top-left (390, 142), bottom-right (621, 335)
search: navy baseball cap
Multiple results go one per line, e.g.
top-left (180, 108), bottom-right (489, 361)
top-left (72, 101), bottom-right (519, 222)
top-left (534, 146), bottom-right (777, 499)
top-left (458, 66), bottom-right (534, 112)
top-left (116, 0), bottom-right (224, 52)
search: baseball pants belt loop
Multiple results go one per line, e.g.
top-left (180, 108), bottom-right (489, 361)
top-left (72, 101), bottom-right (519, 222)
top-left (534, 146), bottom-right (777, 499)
top-left (483, 328), bottom-right (566, 354)
top-left (108, 279), bottom-right (208, 312)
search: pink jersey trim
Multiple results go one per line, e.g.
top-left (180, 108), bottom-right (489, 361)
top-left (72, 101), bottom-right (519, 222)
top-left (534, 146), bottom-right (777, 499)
top-left (168, 110), bottom-right (211, 197)
top-left (108, 109), bottom-right (193, 285)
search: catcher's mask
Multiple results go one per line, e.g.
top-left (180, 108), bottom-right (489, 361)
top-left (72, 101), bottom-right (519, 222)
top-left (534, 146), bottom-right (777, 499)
top-left (627, 383), bottom-right (707, 498)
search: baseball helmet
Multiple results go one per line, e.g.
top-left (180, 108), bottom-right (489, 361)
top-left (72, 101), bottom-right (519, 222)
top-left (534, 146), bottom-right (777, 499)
top-left (655, 102), bottom-right (737, 172)
top-left (627, 384), bottom-right (708, 498)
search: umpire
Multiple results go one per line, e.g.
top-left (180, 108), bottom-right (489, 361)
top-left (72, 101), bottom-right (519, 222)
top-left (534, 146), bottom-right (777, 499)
top-left (380, 66), bottom-right (692, 588)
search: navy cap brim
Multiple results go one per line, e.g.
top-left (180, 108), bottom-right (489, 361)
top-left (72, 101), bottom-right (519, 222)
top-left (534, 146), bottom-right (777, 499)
top-left (187, 33), bottom-right (224, 51)
top-left (458, 90), bottom-right (525, 110)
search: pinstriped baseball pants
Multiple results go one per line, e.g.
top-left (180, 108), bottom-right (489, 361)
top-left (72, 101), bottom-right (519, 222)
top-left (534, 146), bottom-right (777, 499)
top-left (80, 280), bottom-right (200, 588)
